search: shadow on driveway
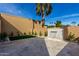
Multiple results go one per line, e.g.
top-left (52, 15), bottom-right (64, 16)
top-left (0, 37), bottom-right (49, 56)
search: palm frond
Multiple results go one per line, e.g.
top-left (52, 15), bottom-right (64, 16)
top-left (36, 3), bottom-right (41, 16)
top-left (46, 4), bottom-right (52, 16)
top-left (36, 3), bottom-right (52, 18)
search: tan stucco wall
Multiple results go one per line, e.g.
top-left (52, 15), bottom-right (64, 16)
top-left (64, 26), bottom-right (79, 39)
top-left (0, 13), bottom-right (47, 36)
top-left (0, 13), bottom-right (33, 36)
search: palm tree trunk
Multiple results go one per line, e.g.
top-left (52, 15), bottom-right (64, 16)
top-left (42, 13), bottom-right (45, 27)
top-left (40, 4), bottom-right (45, 27)
top-left (42, 12), bottom-right (44, 20)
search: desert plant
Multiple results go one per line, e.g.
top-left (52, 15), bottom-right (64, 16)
top-left (39, 31), bottom-right (42, 36)
top-left (66, 32), bottom-right (75, 41)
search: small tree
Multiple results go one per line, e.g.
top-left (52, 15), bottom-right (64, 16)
top-left (55, 20), bottom-right (62, 27)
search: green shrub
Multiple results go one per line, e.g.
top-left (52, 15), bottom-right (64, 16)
top-left (39, 31), bottom-right (42, 36)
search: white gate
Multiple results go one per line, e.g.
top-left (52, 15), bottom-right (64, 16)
top-left (48, 28), bottom-right (64, 40)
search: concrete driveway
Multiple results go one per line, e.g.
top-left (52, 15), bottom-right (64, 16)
top-left (0, 37), bottom-right (79, 56)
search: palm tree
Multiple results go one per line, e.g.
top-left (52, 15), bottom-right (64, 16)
top-left (36, 3), bottom-right (52, 26)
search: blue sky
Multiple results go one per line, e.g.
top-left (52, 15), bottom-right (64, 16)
top-left (0, 3), bottom-right (79, 25)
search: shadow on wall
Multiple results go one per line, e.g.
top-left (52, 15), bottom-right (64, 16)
top-left (56, 42), bottom-right (79, 56)
top-left (0, 15), bottom-right (23, 36)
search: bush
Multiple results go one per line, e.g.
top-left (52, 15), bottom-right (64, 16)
top-left (10, 32), bottom-right (14, 37)
top-left (0, 32), bottom-right (36, 41)
top-left (24, 32), bottom-right (27, 36)
top-left (39, 31), bottom-right (42, 36)
top-left (0, 33), bottom-right (8, 41)
top-left (34, 31), bottom-right (37, 35)
top-left (29, 32), bottom-right (31, 35)
top-left (44, 31), bottom-right (48, 36)
top-left (9, 35), bottom-right (35, 41)
top-left (17, 32), bottom-right (20, 36)
top-left (32, 31), bottom-right (34, 35)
